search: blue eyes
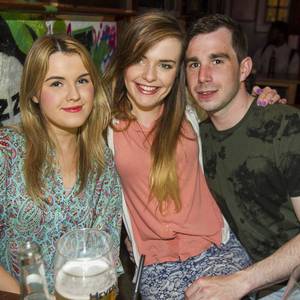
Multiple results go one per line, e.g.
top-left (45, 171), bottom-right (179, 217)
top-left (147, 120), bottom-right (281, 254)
top-left (78, 78), bottom-right (89, 84)
top-left (134, 59), bottom-right (174, 70)
top-left (50, 81), bottom-right (62, 87)
top-left (49, 77), bottom-right (90, 87)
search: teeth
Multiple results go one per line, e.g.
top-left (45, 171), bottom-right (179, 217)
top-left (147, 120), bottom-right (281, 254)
top-left (139, 84), bottom-right (157, 91)
top-left (200, 91), bottom-right (215, 94)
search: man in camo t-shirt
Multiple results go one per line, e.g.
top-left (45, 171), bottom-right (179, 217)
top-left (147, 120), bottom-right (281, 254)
top-left (184, 14), bottom-right (300, 300)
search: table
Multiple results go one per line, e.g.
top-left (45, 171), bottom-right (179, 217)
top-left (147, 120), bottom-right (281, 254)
top-left (255, 73), bottom-right (300, 105)
top-left (0, 291), bottom-right (18, 300)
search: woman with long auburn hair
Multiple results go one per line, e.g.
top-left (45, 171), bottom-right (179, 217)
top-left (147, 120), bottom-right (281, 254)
top-left (104, 11), bottom-right (255, 299)
top-left (105, 10), bottom-right (282, 299)
top-left (0, 33), bottom-right (122, 293)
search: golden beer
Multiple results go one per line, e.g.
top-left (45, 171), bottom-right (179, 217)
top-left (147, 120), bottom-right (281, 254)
top-left (55, 286), bottom-right (116, 300)
top-left (55, 258), bottom-right (117, 300)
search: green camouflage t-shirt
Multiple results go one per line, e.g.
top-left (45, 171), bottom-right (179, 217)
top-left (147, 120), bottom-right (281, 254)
top-left (200, 101), bottom-right (300, 262)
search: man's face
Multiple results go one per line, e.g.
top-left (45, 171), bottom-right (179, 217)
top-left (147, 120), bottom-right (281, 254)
top-left (185, 27), bottom-right (246, 115)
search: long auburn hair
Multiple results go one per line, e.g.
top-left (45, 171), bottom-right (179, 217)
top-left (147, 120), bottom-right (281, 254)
top-left (20, 33), bottom-right (110, 200)
top-left (104, 11), bottom-right (187, 212)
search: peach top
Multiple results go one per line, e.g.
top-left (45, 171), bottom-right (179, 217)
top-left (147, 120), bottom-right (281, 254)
top-left (113, 118), bottom-right (223, 265)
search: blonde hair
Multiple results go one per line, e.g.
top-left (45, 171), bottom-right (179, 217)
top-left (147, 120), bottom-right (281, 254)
top-left (104, 11), bottom-right (187, 212)
top-left (20, 33), bottom-right (110, 200)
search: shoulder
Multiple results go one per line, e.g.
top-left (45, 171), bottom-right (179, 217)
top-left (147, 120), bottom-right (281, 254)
top-left (251, 104), bottom-right (300, 137)
top-left (0, 126), bottom-right (24, 151)
top-left (0, 127), bottom-right (24, 167)
top-left (103, 144), bottom-right (113, 161)
top-left (199, 117), bottom-right (212, 129)
top-left (103, 144), bottom-right (117, 172)
top-left (256, 103), bottom-right (300, 119)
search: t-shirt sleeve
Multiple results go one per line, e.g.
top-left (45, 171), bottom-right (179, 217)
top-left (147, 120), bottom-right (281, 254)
top-left (276, 110), bottom-right (300, 197)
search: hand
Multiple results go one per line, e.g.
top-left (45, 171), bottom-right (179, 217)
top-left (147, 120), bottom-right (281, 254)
top-left (252, 86), bottom-right (287, 106)
top-left (124, 236), bottom-right (135, 263)
top-left (185, 273), bottom-right (249, 300)
top-left (0, 266), bottom-right (20, 294)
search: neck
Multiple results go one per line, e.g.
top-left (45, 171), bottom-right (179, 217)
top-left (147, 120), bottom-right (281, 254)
top-left (48, 128), bottom-right (79, 189)
top-left (132, 105), bottom-right (163, 128)
top-left (48, 128), bottom-right (78, 156)
top-left (209, 87), bottom-right (254, 131)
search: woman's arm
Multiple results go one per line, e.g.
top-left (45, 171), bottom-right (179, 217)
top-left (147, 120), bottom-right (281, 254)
top-left (0, 131), bottom-right (19, 293)
top-left (0, 266), bottom-right (20, 293)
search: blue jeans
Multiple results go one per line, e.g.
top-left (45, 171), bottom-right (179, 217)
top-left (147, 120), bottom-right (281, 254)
top-left (140, 230), bottom-right (252, 300)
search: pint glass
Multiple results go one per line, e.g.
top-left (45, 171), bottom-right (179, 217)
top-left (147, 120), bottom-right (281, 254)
top-left (54, 228), bottom-right (117, 300)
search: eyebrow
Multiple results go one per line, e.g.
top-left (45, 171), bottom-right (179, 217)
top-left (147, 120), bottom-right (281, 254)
top-left (141, 55), bottom-right (177, 64)
top-left (185, 56), bottom-right (199, 64)
top-left (185, 52), bottom-right (230, 63)
top-left (210, 52), bottom-right (230, 60)
top-left (159, 59), bottom-right (177, 64)
top-left (44, 72), bottom-right (90, 82)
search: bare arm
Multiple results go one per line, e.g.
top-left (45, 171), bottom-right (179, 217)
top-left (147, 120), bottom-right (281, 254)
top-left (0, 266), bottom-right (20, 294)
top-left (185, 196), bottom-right (300, 300)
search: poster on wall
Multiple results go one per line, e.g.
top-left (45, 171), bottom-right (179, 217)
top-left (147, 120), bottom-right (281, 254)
top-left (0, 13), bottom-right (117, 125)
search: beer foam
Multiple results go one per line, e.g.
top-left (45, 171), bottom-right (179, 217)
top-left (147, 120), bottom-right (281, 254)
top-left (55, 258), bottom-right (116, 300)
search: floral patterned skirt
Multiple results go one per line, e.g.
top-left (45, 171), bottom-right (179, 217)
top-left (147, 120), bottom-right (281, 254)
top-left (140, 230), bottom-right (252, 300)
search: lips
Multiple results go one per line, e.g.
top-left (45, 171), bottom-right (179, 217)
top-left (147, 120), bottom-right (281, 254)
top-left (196, 89), bottom-right (217, 100)
top-left (135, 83), bottom-right (159, 95)
top-left (62, 105), bottom-right (82, 113)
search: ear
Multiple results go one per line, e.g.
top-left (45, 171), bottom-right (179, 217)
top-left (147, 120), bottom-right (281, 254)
top-left (239, 56), bottom-right (252, 82)
top-left (32, 96), bottom-right (39, 103)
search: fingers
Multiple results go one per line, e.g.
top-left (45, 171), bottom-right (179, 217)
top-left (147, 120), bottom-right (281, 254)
top-left (185, 280), bottom-right (201, 299)
top-left (251, 85), bottom-right (263, 96)
top-left (124, 236), bottom-right (133, 251)
top-left (255, 86), bottom-right (285, 106)
top-left (279, 98), bottom-right (287, 104)
top-left (124, 236), bottom-right (135, 262)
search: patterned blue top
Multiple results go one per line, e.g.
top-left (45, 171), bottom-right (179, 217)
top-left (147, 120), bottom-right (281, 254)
top-left (0, 127), bottom-right (123, 292)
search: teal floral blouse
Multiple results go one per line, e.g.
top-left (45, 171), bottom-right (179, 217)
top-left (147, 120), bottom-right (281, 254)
top-left (0, 127), bottom-right (123, 291)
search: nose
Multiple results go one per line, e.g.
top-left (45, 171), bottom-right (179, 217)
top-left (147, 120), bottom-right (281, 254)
top-left (67, 83), bottom-right (80, 101)
top-left (198, 65), bottom-right (212, 83)
top-left (141, 63), bottom-right (157, 82)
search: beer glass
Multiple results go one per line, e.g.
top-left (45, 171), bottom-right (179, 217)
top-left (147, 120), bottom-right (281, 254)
top-left (54, 228), bottom-right (117, 300)
top-left (282, 265), bottom-right (300, 300)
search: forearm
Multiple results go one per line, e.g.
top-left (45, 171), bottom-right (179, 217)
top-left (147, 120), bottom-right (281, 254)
top-left (0, 266), bottom-right (20, 294)
top-left (237, 234), bottom-right (300, 296)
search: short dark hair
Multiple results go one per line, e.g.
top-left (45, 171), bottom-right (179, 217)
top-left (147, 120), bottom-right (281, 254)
top-left (270, 21), bottom-right (288, 36)
top-left (187, 14), bottom-right (248, 63)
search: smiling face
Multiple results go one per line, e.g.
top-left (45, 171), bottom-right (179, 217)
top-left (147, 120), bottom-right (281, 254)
top-left (33, 52), bottom-right (94, 135)
top-left (186, 27), bottom-right (250, 115)
top-left (124, 37), bottom-right (182, 120)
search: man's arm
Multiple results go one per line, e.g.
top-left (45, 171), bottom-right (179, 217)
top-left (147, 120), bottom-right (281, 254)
top-left (0, 266), bottom-right (20, 293)
top-left (185, 196), bottom-right (300, 300)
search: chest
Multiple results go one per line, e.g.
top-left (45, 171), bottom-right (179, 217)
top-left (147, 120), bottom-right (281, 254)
top-left (113, 121), bottom-right (198, 181)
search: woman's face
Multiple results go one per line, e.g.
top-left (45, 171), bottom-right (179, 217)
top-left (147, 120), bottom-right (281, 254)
top-left (33, 52), bottom-right (94, 136)
top-left (124, 37), bottom-right (182, 119)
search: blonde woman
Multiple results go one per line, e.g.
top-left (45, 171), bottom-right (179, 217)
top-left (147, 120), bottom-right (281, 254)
top-left (0, 33), bottom-right (122, 293)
